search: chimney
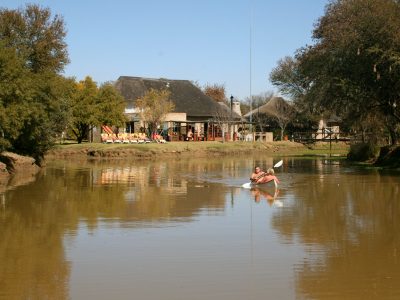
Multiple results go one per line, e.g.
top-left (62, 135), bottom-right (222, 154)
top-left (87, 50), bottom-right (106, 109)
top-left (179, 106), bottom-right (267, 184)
top-left (232, 101), bottom-right (242, 116)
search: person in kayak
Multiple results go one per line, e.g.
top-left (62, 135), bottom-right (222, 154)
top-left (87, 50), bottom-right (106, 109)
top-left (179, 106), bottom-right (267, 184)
top-left (250, 166), bottom-right (280, 185)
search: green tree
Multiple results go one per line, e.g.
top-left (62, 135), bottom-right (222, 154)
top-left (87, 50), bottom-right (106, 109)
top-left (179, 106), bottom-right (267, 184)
top-left (298, 0), bottom-right (400, 145)
top-left (97, 83), bottom-right (127, 126)
top-left (0, 43), bottom-right (30, 151)
top-left (11, 73), bottom-right (75, 160)
top-left (0, 43), bottom-right (73, 162)
top-left (70, 77), bottom-right (98, 143)
top-left (70, 77), bottom-right (126, 143)
top-left (270, 56), bottom-right (307, 101)
top-left (0, 5), bottom-right (71, 162)
top-left (135, 88), bottom-right (175, 138)
top-left (270, 56), bottom-right (320, 132)
top-left (0, 4), bottom-right (68, 73)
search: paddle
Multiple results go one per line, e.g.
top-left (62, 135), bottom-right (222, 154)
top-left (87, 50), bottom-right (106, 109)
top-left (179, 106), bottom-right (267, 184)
top-left (242, 160), bottom-right (283, 189)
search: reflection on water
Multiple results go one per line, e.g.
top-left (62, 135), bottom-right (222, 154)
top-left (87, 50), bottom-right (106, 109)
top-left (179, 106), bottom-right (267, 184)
top-left (0, 157), bottom-right (399, 299)
top-left (250, 187), bottom-right (281, 207)
top-left (281, 161), bottom-right (400, 299)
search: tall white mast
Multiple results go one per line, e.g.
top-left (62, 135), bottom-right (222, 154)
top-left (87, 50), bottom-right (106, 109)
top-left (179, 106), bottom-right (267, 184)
top-left (249, 3), bottom-right (253, 134)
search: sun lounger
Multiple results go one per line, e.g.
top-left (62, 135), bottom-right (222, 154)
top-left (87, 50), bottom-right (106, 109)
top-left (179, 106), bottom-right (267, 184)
top-left (137, 133), bottom-right (149, 143)
top-left (120, 133), bottom-right (130, 143)
top-left (101, 133), bottom-right (113, 143)
top-left (112, 134), bottom-right (122, 143)
top-left (154, 134), bottom-right (166, 143)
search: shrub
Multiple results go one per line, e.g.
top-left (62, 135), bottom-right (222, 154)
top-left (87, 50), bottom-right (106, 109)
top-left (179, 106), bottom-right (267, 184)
top-left (347, 142), bottom-right (379, 162)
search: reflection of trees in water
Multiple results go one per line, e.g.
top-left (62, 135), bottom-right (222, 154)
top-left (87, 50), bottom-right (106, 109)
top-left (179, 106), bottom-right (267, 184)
top-left (0, 159), bottom-right (233, 299)
top-left (270, 164), bottom-right (400, 299)
top-left (0, 184), bottom-right (70, 299)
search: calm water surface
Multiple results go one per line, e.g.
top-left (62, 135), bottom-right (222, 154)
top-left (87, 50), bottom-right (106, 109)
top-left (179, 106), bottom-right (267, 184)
top-left (0, 157), bottom-right (399, 299)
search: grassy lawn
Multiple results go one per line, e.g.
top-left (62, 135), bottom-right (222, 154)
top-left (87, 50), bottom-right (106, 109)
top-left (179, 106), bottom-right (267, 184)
top-left (48, 140), bottom-right (350, 159)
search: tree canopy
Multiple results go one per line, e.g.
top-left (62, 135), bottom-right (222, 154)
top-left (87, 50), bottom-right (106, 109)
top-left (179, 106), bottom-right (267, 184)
top-left (0, 5), bottom-right (127, 157)
top-left (0, 4), bottom-right (69, 73)
top-left (69, 77), bottom-right (126, 143)
top-left (270, 56), bottom-right (307, 101)
top-left (0, 4), bottom-right (71, 161)
top-left (270, 0), bottom-right (400, 145)
top-left (203, 83), bottom-right (227, 104)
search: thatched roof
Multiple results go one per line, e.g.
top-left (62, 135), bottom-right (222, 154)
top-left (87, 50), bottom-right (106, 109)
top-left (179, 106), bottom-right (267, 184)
top-left (115, 76), bottom-right (241, 121)
top-left (244, 96), bottom-right (293, 118)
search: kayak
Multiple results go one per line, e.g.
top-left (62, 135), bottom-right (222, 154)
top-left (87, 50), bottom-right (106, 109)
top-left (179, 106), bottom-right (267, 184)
top-left (242, 180), bottom-right (278, 189)
top-left (242, 160), bottom-right (283, 189)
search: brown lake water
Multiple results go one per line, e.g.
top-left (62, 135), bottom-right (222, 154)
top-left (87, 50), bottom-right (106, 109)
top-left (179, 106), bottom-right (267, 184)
top-left (0, 157), bottom-right (399, 300)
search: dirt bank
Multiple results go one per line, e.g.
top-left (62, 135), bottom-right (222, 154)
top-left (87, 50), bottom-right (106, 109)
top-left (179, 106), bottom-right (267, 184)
top-left (45, 141), bottom-right (350, 160)
top-left (0, 152), bottom-right (41, 193)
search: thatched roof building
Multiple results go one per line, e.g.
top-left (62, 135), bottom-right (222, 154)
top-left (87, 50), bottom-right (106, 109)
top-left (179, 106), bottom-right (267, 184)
top-left (115, 76), bottom-right (241, 122)
top-left (244, 96), bottom-right (293, 118)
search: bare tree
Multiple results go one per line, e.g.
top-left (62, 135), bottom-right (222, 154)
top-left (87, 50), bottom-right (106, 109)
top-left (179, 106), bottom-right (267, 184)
top-left (135, 89), bottom-right (175, 138)
top-left (212, 105), bottom-right (230, 142)
top-left (247, 97), bottom-right (295, 140)
top-left (268, 100), bottom-right (295, 140)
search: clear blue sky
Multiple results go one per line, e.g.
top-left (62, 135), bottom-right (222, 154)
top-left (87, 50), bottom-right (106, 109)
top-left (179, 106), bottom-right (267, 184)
top-left (2, 0), bottom-right (328, 100)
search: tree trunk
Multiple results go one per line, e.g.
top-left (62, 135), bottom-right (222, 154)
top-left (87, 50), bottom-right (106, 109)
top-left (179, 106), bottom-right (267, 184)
top-left (361, 129), bottom-right (366, 143)
top-left (280, 124), bottom-right (287, 141)
top-left (148, 123), bottom-right (156, 140)
top-left (388, 127), bottom-right (398, 145)
top-left (75, 123), bottom-right (89, 144)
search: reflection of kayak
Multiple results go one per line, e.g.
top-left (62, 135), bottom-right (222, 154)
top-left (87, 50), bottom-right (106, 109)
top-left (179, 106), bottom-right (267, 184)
top-left (249, 186), bottom-right (282, 207)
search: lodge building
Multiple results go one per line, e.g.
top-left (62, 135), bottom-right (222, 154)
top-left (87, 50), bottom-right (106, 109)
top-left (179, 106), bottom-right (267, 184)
top-left (114, 76), bottom-right (244, 141)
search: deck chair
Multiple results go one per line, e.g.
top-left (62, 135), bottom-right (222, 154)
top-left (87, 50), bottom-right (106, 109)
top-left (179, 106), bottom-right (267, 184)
top-left (101, 133), bottom-right (113, 143)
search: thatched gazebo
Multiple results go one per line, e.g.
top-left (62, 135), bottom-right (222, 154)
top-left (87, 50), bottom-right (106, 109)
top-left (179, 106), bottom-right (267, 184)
top-left (244, 96), bottom-right (294, 140)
